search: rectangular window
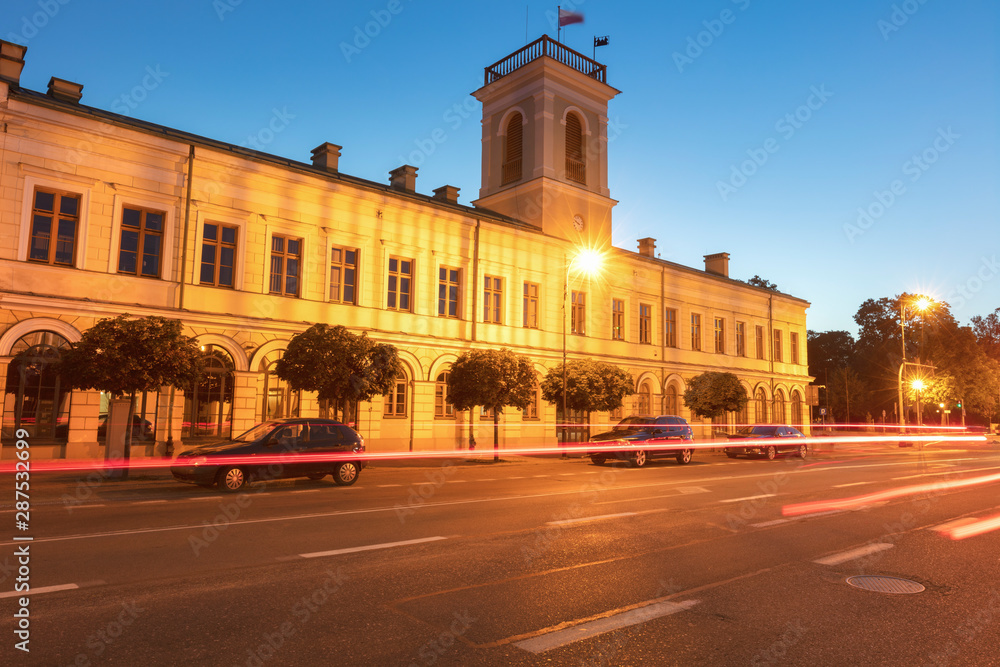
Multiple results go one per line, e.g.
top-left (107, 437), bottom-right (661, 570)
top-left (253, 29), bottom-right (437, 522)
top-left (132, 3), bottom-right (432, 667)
top-left (571, 291), bottom-right (586, 335)
top-left (639, 304), bottom-right (652, 344)
top-left (483, 275), bottom-right (503, 324)
top-left (736, 322), bottom-right (746, 357)
top-left (384, 375), bottom-right (407, 417)
top-left (29, 188), bottom-right (80, 266)
top-left (691, 313), bottom-right (702, 351)
top-left (200, 223), bottom-right (238, 288)
top-left (269, 234), bottom-right (301, 296)
top-left (118, 206), bottom-right (164, 278)
top-left (612, 298), bottom-right (625, 340)
top-left (714, 317), bottom-right (725, 354)
top-left (756, 325), bottom-right (766, 359)
top-left (773, 329), bottom-right (783, 363)
top-left (665, 308), bottom-right (678, 348)
top-left (387, 257), bottom-right (413, 311)
top-left (434, 374), bottom-right (454, 418)
top-left (790, 332), bottom-right (800, 365)
top-left (438, 267), bottom-right (460, 318)
top-left (523, 385), bottom-right (539, 420)
top-left (330, 247), bottom-right (358, 304)
top-left (523, 282), bottom-right (539, 328)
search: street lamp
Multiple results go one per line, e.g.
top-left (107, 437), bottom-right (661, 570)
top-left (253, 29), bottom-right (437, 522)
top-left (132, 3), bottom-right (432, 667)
top-left (561, 247), bottom-right (604, 452)
top-left (897, 295), bottom-right (933, 430)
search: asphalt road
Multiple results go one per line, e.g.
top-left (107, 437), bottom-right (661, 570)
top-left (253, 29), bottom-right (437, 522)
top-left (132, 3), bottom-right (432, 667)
top-left (3, 440), bottom-right (1000, 666)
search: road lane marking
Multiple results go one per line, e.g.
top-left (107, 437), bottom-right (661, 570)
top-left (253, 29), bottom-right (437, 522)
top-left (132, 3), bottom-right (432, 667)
top-left (893, 464), bottom-right (1000, 481)
top-left (547, 512), bottom-right (636, 526)
top-left (752, 519), bottom-right (791, 527)
top-left (299, 536), bottom-right (447, 559)
top-left (0, 583), bottom-right (78, 599)
top-left (833, 482), bottom-right (871, 488)
top-left (290, 489), bottom-right (321, 494)
top-left (677, 486), bottom-right (711, 494)
top-left (514, 599), bottom-right (700, 654)
top-left (376, 484), bottom-right (402, 488)
top-left (448, 479), bottom-right (468, 483)
top-left (720, 494), bottom-right (775, 503)
top-left (135, 500), bottom-right (168, 505)
top-left (814, 542), bottom-right (894, 566)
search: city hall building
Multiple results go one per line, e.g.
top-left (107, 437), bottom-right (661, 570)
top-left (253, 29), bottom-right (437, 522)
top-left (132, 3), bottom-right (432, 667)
top-left (0, 36), bottom-right (811, 460)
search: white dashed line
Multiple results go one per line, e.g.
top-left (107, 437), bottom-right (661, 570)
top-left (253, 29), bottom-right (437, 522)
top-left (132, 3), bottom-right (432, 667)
top-left (547, 512), bottom-right (636, 526)
top-left (0, 583), bottom-right (78, 599)
top-left (719, 494), bottom-right (775, 504)
top-left (299, 536), bottom-right (447, 559)
top-left (814, 543), bottom-right (894, 566)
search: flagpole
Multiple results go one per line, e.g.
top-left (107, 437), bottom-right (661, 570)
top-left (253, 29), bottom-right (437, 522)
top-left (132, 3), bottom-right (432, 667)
top-left (557, 5), bottom-right (561, 42)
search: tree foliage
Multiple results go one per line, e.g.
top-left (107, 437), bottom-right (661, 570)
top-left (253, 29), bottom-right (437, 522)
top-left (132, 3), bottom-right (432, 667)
top-left (682, 371), bottom-right (748, 419)
top-left (745, 275), bottom-right (779, 291)
top-left (446, 348), bottom-right (536, 458)
top-left (539, 360), bottom-right (634, 414)
top-left (59, 314), bottom-right (203, 396)
top-left (276, 324), bottom-right (402, 418)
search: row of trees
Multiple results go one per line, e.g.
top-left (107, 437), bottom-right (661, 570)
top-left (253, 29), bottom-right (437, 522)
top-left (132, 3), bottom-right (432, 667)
top-left (52, 317), bottom-right (752, 463)
top-left (809, 298), bottom-right (1000, 426)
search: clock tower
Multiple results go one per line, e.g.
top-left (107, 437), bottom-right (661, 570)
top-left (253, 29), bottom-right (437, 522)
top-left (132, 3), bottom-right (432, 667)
top-left (471, 36), bottom-right (620, 244)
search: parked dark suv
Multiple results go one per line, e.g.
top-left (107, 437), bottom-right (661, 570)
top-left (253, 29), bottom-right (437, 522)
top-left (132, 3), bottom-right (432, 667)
top-left (588, 415), bottom-right (695, 467)
top-left (171, 418), bottom-right (366, 492)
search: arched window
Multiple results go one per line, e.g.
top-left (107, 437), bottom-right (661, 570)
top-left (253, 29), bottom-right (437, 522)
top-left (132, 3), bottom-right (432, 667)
top-left (772, 389), bottom-right (787, 425)
top-left (736, 389), bottom-right (749, 428)
top-left (755, 387), bottom-right (768, 424)
top-left (565, 112), bottom-right (586, 183)
top-left (638, 381), bottom-right (652, 414)
top-left (384, 372), bottom-right (408, 417)
top-left (663, 384), bottom-right (679, 415)
top-left (261, 356), bottom-right (299, 421)
top-left (3, 331), bottom-right (71, 440)
top-left (435, 371), bottom-right (454, 418)
top-left (502, 112), bottom-right (523, 184)
top-left (184, 345), bottom-right (234, 438)
top-left (790, 390), bottom-right (803, 427)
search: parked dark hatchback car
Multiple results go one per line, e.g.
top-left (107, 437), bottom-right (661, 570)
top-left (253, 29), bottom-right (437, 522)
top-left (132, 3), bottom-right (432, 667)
top-left (171, 418), bottom-right (366, 492)
top-left (725, 425), bottom-right (807, 460)
top-left (588, 415), bottom-right (695, 467)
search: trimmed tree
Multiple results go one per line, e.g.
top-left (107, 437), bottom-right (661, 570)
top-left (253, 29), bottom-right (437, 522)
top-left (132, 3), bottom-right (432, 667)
top-left (446, 348), bottom-right (536, 461)
top-left (540, 360), bottom-right (635, 439)
top-left (276, 324), bottom-right (402, 425)
top-left (59, 314), bottom-right (204, 472)
top-left (682, 371), bottom-right (748, 420)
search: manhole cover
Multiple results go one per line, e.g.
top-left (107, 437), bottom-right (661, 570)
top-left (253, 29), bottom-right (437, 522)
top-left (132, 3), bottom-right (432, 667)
top-left (846, 576), bottom-right (925, 594)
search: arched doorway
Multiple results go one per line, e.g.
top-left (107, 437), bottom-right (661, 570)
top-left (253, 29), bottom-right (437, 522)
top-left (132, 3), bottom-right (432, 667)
top-left (755, 387), bottom-right (768, 424)
top-left (790, 390), bottom-right (803, 427)
top-left (772, 389), bottom-right (787, 424)
top-left (183, 345), bottom-right (235, 439)
top-left (3, 331), bottom-right (71, 440)
top-left (259, 352), bottom-right (300, 421)
top-left (663, 384), bottom-right (679, 415)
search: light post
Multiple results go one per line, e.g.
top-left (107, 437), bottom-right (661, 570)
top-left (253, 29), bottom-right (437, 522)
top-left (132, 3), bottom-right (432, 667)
top-left (911, 378), bottom-right (926, 428)
top-left (561, 247), bottom-right (603, 452)
top-left (897, 295), bottom-right (932, 431)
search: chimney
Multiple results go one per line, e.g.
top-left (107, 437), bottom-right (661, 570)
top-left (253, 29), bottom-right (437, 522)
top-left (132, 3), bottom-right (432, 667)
top-left (310, 142), bottom-right (342, 172)
top-left (47, 77), bottom-right (83, 103)
top-left (637, 237), bottom-right (656, 258)
top-left (0, 41), bottom-right (27, 86)
top-left (389, 165), bottom-right (418, 192)
top-left (704, 252), bottom-right (730, 278)
top-left (432, 185), bottom-right (460, 204)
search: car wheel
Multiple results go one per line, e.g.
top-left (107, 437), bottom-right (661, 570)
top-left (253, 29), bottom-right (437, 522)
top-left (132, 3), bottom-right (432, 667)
top-left (765, 446), bottom-right (777, 461)
top-left (676, 449), bottom-right (693, 465)
top-left (797, 444), bottom-right (807, 459)
top-left (590, 455), bottom-right (606, 466)
top-left (631, 450), bottom-right (648, 468)
top-left (725, 451), bottom-right (738, 459)
top-left (218, 466), bottom-right (247, 492)
top-left (333, 462), bottom-right (360, 486)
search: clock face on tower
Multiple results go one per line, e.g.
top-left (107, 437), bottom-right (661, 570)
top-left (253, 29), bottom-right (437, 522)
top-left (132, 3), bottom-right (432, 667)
top-left (572, 215), bottom-right (585, 231)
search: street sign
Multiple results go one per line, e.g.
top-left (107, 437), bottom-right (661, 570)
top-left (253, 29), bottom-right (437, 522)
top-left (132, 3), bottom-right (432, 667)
top-left (820, 408), bottom-right (827, 416)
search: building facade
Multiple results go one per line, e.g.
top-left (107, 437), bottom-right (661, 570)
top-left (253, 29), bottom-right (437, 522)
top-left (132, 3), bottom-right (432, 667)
top-left (0, 37), bottom-right (811, 461)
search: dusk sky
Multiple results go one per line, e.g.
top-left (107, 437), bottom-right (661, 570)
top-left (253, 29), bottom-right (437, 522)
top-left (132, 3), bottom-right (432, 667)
top-left (6, 0), bottom-right (996, 335)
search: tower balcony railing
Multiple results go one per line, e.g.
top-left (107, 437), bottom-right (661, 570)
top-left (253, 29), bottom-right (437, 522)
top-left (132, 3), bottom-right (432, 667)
top-left (484, 35), bottom-right (607, 85)
top-left (501, 158), bottom-right (522, 185)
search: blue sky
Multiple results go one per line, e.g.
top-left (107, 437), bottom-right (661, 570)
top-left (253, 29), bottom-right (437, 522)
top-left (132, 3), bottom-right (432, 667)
top-left (6, 0), bottom-right (997, 334)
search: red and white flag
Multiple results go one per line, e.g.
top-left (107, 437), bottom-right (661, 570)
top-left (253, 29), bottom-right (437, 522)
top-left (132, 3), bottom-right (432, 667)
top-left (558, 9), bottom-right (584, 26)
